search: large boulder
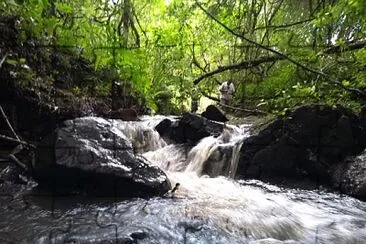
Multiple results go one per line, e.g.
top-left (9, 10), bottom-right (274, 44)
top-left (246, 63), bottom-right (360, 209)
top-left (237, 104), bottom-right (366, 189)
top-left (155, 113), bottom-right (223, 144)
top-left (331, 151), bottom-right (366, 198)
top-left (34, 117), bottom-right (170, 197)
top-left (201, 105), bottom-right (228, 122)
top-left (155, 118), bottom-right (173, 139)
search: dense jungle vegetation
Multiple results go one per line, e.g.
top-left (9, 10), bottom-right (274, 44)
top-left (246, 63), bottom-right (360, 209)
top-left (1, 0), bottom-right (366, 114)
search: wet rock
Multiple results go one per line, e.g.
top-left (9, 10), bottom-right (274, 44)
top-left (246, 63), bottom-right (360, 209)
top-left (34, 117), bottom-right (170, 197)
top-left (238, 104), bottom-right (366, 190)
top-left (359, 104), bottom-right (366, 124)
top-left (93, 100), bottom-right (111, 117)
top-left (130, 230), bottom-right (148, 240)
top-left (201, 105), bottom-right (228, 122)
top-left (202, 144), bottom-right (234, 177)
top-left (0, 86), bottom-right (109, 141)
top-left (108, 108), bottom-right (139, 121)
top-left (117, 237), bottom-right (136, 244)
top-left (155, 118), bottom-right (173, 139)
top-left (0, 164), bottom-right (28, 185)
top-left (331, 151), bottom-right (366, 198)
top-left (155, 113), bottom-right (223, 144)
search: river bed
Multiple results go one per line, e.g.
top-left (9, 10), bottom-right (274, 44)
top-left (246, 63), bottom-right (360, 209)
top-left (1, 117), bottom-right (366, 243)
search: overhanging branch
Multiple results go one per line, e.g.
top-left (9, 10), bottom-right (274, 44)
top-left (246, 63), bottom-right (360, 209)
top-left (193, 55), bottom-right (284, 85)
top-left (199, 90), bottom-right (220, 102)
top-left (323, 39), bottom-right (366, 54)
top-left (194, 1), bottom-right (366, 96)
top-left (193, 39), bottom-right (366, 86)
top-left (254, 18), bottom-right (315, 30)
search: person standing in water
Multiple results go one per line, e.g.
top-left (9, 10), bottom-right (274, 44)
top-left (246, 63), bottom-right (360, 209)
top-left (219, 80), bottom-right (235, 105)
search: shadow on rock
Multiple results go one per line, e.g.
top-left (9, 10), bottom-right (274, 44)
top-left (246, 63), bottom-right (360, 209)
top-left (237, 104), bottom-right (366, 198)
top-left (155, 113), bottom-right (223, 144)
top-left (34, 117), bottom-right (170, 197)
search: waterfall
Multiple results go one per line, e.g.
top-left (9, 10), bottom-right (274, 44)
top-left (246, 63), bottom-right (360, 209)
top-left (114, 116), bottom-right (250, 179)
top-left (228, 140), bottom-right (243, 178)
top-left (112, 119), bottom-right (167, 153)
top-left (184, 136), bottom-right (219, 174)
top-left (3, 116), bottom-right (366, 244)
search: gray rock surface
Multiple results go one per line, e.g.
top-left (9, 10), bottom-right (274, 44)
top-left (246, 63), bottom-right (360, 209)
top-left (34, 117), bottom-right (170, 197)
top-left (155, 112), bottom-right (223, 144)
top-left (237, 104), bottom-right (366, 197)
top-left (332, 151), bottom-right (366, 198)
top-left (201, 105), bottom-right (228, 122)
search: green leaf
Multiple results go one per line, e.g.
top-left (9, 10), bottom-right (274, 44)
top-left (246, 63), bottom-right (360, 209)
top-left (342, 80), bottom-right (350, 87)
top-left (19, 58), bottom-right (26, 64)
top-left (55, 2), bottom-right (74, 14)
top-left (6, 59), bottom-right (18, 66)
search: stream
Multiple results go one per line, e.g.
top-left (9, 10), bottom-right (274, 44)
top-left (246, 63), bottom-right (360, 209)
top-left (1, 116), bottom-right (366, 244)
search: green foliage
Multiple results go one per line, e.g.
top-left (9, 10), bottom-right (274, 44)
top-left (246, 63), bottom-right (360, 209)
top-left (2, 0), bottom-right (366, 114)
top-left (72, 86), bottom-right (82, 96)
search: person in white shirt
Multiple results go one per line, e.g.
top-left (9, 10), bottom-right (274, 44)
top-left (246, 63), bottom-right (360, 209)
top-left (219, 80), bottom-right (235, 105)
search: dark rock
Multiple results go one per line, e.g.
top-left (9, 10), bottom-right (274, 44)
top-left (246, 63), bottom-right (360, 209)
top-left (34, 117), bottom-right (170, 197)
top-left (0, 16), bottom-right (18, 48)
top-left (93, 100), bottom-right (111, 117)
top-left (155, 113), bottom-right (223, 144)
top-left (358, 105), bottom-right (366, 137)
top-left (0, 165), bottom-right (27, 185)
top-left (201, 143), bottom-right (236, 177)
top-left (201, 105), bottom-right (228, 122)
top-left (237, 104), bottom-right (366, 191)
top-left (108, 108), bottom-right (139, 121)
top-left (331, 151), bottom-right (366, 198)
top-left (111, 81), bottom-right (148, 114)
top-left (130, 230), bottom-right (148, 240)
top-left (359, 104), bottom-right (366, 124)
top-left (155, 119), bottom-right (173, 138)
top-left (0, 86), bottom-right (109, 141)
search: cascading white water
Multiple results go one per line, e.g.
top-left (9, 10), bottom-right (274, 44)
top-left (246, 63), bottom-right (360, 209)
top-left (179, 124), bottom-right (249, 177)
top-left (120, 116), bottom-right (250, 178)
top-left (136, 120), bottom-right (306, 241)
top-left (184, 136), bottom-right (220, 174)
top-left (117, 117), bottom-right (366, 243)
top-left (2, 117), bottom-right (366, 244)
top-left (112, 119), bottom-right (167, 153)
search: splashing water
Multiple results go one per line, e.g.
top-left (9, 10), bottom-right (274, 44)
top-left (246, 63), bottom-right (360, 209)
top-left (112, 119), bottom-right (167, 153)
top-left (1, 117), bottom-right (366, 243)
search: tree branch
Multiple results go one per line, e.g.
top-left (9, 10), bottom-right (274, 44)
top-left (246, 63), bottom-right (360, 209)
top-left (193, 40), bottom-right (366, 86)
top-left (133, 7), bottom-right (148, 45)
top-left (323, 39), bottom-right (366, 54)
top-left (8, 154), bottom-right (28, 171)
top-left (219, 103), bottom-right (268, 115)
top-left (191, 44), bottom-right (221, 85)
top-left (0, 105), bottom-right (20, 141)
top-left (0, 52), bottom-right (9, 69)
top-left (254, 18), bottom-right (315, 30)
top-left (194, 1), bottom-right (366, 96)
top-left (0, 134), bottom-right (35, 149)
top-left (199, 90), bottom-right (220, 102)
top-left (257, 0), bottom-right (284, 53)
top-left (193, 55), bottom-right (285, 85)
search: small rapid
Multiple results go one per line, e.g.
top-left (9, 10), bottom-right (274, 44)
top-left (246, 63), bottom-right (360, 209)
top-left (1, 116), bottom-right (366, 243)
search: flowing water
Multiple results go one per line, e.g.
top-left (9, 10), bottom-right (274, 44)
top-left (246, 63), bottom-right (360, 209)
top-left (1, 116), bottom-right (366, 243)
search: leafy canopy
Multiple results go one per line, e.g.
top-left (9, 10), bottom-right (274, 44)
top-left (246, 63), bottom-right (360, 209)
top-left (2, 0), bottom-right (366, 114)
